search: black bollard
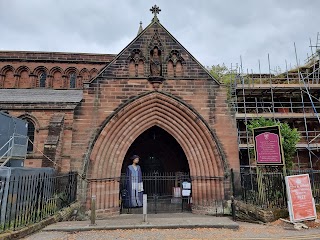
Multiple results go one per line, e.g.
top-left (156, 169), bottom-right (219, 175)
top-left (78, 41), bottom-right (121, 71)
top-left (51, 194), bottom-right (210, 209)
top-left (231, 196), bottom-right (236, 221)
top-left (90, 195), bottom-right (96, 226)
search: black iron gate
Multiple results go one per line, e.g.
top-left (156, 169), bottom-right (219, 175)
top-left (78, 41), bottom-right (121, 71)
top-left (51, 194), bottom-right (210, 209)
top-left (120, 172), bottom-right (192, 214)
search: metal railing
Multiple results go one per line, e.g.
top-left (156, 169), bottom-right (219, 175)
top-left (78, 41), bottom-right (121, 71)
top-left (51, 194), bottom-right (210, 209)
top-left (235, 101), bottom-right (320, 115)
top-left (234, 72), bottom-right (320, 85)
top-left (234, 168), bottom-right (320, 209)
top-left (0, 171), bottom-right (77, 233)
top-left (121, 172), bottom-right (192, 213)
top-left (0, 134), bottom-right (28, 166)
top-left (236, 168), bottom-right (287, 209)
top-left (89, 172), bottom-right (229, 215)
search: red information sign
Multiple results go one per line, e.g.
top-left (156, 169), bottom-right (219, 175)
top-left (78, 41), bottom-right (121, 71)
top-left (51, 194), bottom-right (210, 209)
top-left (285, 174), bottom-right (317, 222)
top-left (253, 126), bottom-right (284, 165)
top-left (255, 132), bottom-right (281, 164)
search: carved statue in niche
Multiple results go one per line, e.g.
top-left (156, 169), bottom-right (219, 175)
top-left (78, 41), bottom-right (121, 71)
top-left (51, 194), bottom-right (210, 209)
top-left (150, 47), bottom-right (162, 76)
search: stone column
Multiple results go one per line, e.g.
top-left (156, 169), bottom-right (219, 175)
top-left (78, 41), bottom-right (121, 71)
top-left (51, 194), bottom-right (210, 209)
top-left (0, 74), bottom-right (4, 88)
top-left (47, 75), bottom-right (53, 88)
top-left (62, 75), bottom-right (68, 89)
top-left (77, 76), bottom-right (83, 89)
top-left (14, 74), bottom-right (20, 88)
top-left (29, 73), bottom-right (37, 88)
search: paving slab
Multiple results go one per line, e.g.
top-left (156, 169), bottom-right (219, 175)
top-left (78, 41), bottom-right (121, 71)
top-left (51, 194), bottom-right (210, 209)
top-left (43, 213), bottom-right (239, 232)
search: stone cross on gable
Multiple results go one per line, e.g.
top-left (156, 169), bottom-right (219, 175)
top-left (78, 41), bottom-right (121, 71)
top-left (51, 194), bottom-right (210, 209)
top-left (150, 5), bottom-right (161, 22)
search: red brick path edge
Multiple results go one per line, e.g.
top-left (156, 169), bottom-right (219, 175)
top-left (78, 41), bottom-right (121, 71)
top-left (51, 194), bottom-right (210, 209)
top-left (0, 202), bottom-right (80, 240)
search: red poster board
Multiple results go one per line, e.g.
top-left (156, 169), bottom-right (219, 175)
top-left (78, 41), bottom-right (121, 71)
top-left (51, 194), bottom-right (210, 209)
top-left (253, 126), bottom-right (284, 165)
top-left (285, 174), bottom-right (317, 222)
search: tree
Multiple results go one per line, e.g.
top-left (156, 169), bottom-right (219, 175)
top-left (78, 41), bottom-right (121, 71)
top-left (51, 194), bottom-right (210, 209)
top-left (207, 64), bottom-right (237, 101)
top-left (207, 64), bottom-right (235, 84)
top-left (246, 117), bottom-right (301, 169)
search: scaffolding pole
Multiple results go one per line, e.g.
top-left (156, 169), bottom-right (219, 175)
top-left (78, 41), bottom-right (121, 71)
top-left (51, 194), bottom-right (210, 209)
top-left (295, 41), bottom-right (320, 169)
top-left (268, 54), bottom-right (276, 120)
top-left (235, 36), bottom-right (320, 169)
top-left (301, 91), bottom-right (313, 169)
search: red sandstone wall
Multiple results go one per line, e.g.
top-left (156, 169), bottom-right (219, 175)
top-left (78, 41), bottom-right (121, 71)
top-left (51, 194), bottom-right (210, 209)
top-left (213, 86), bottom-right (239, 171)
top-left (3, 108), bottom-right (75, 171)
top-left (0, 51), bottom-right (115, 169)
top-left (71, 79), bottom-right (239, 176)
top-left (0, 51), bottom-right (115, 89)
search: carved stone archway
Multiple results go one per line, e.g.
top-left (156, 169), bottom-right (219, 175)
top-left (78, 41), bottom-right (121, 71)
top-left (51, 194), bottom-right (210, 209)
top-left (86, 91), bottom-right (228, 212)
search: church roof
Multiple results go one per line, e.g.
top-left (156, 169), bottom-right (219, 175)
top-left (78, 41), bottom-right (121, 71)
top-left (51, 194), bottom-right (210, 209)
top-left (0, 89), bottom-right (83, 103)
top-left (0, 51), bottom-right (116, 64)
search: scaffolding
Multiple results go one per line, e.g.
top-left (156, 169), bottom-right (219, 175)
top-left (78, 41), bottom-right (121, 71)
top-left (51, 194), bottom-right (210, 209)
top-left (230, 33), bottom-right (320, 170)
top-left (0, 134), bottom-right (28, 167)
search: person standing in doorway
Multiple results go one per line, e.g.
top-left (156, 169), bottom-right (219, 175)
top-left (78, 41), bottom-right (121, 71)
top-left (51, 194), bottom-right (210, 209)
top-left (124, 155), bottom-right (143, 208)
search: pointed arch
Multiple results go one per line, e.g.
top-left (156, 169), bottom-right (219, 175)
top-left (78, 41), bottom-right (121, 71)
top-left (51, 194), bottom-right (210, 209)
top-left (2, 65), bottom-right (15, 88)
top-left (49, 66), bottom-right (63, 76)
top-left (138, 59), bottom-right (144, 76)
top-left (33, 66), bottom-right (49, 76)
top-left (85, 91), bottom-right (227, 209)
top-left (79, 68), bottom-right (90, 85)
top-left (79, 68), bottom-right (89, 75)
top-left (167, 60), bottom-right (174, 77)
top-left (18, 113), bottom-right (40, 153)
top-left (50, 66), bottom-right (64, 89)
top-left (89, 68), bottom-right (98, 78)
top-left (176, 61), bottom-right (183, 77)
top-left (34, 66), bottom-right (49, 88)
top-left (64, 67), bottom-right (79, 88)
top-left (1, 65), bottom-right (15, 75)
top-left (18, 113), bottom-right (40, 128)
top-left (128, 60), bottom-right (135, 77)
top-left (15, 66), bottom-right (31, 75)
top-left (15, 66), bottom-right (31, 88)
top-left (127, 49), bottom-right (146, 77)
top-left (64, 67), bottom-right (79, 76)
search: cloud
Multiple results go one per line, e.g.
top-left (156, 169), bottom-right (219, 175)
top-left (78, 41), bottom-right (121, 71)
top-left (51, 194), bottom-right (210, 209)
top-left (0, 0), bottom-right (319, 73)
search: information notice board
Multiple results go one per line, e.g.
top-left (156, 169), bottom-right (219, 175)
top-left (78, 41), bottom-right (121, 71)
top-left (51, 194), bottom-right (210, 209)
top-left (285, 174), bottom-right (317, 222)
top-left (253, 125), bottom-right (284, 165)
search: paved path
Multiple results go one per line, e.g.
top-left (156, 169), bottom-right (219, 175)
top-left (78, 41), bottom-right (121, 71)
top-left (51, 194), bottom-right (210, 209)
top-left (20, 213), bottom-right (320, 240)
top-left (43, 213), bottom-right (238, 231)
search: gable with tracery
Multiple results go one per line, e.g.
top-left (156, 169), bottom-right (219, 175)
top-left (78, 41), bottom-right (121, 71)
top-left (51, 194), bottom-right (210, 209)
top-left (94, 20), bottom-right (216, 84)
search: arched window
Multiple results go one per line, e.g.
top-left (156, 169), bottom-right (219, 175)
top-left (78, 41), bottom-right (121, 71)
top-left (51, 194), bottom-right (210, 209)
top-left (26, 120), bottom-right (35, 152)
top-left (4, 69), bottom-right (15, 88)
top-left (39, 72), bottom-right (47, 88)
top-left (69, 73), bottom-right (76, 88)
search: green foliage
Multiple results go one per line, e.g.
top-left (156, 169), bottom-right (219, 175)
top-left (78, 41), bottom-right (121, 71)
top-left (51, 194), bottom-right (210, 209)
top-left (207, 64), bottom-right (236, 85)
top-left (207, 64), bottom-right (237, 102)
top-left (0, 198), bottom-right (59, 233)
top-left (247, 117), bottom-right (301, 169)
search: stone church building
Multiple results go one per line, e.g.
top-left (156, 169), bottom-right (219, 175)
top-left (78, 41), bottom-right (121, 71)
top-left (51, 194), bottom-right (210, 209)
top-left (0, 7), bottom-right (239, 213)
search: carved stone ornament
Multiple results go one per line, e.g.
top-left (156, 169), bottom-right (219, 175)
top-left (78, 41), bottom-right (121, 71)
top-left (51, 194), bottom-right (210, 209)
top-left (128, 49), bottom-right (145, 77)
top-left (129, 49), bottom-right (145, 64)
top-left (167, 50), bottom-right (185, 66)
top-left (150, 5), bottom-right (161, 22)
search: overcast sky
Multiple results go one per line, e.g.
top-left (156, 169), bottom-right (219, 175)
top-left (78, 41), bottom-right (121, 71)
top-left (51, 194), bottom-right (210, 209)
top-left (0, 0), bottom-right (319, 73)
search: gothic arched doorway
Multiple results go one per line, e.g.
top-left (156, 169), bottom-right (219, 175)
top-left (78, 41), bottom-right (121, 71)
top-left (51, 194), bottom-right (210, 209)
top-left (120, 126), bottom-right (191, 213)
top-left (86, 92), bottom-right (227, 213)
top-left (121, 126), bottom-right (189, 174)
